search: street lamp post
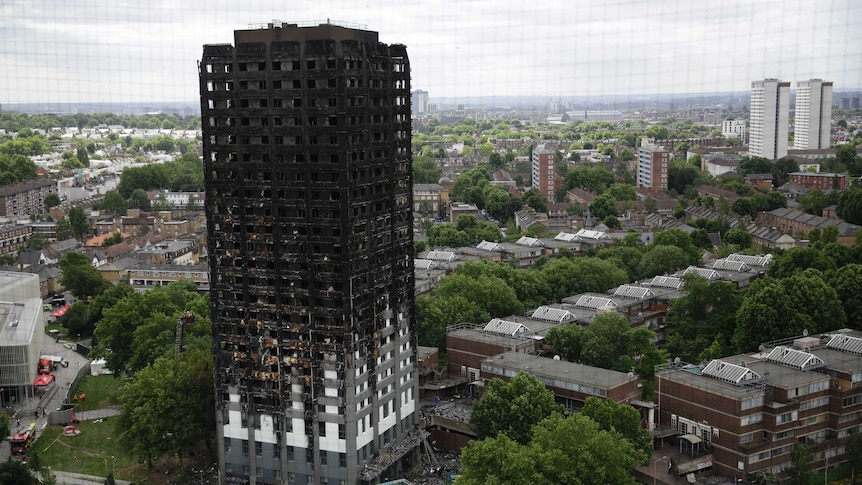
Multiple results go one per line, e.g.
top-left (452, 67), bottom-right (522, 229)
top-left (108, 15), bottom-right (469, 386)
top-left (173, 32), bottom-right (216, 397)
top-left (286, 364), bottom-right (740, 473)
top-left (654, 455), bottom-right (669, 485)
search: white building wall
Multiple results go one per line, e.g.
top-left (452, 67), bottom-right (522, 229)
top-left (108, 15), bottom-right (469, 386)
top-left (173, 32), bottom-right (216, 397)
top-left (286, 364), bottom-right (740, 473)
top-left (750, 79), bottom-right (790, 160)
top-left (795, 80), bottom-right (833, 150)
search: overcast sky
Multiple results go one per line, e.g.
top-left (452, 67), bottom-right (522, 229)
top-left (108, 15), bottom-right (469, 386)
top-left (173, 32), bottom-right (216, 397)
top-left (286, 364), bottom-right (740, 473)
top-left (1, 0), bottom-right (860, 104)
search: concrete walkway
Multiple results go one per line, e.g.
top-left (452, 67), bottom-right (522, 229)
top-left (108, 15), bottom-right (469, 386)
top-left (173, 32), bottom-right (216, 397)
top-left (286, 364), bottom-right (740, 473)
top-left (52, 470), bottom-right (132, 485)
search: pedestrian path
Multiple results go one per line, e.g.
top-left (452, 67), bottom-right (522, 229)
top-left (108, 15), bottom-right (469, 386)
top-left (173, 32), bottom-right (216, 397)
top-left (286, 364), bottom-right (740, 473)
top-left (53, 470), bottom-right (132, 485)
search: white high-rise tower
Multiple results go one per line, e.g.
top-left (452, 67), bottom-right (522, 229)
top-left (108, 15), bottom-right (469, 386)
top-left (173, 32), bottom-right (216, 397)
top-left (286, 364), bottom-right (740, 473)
top-left (794, 79), bottom-right (833, 150)
top-left (749, 79), bottom-right (790, 160)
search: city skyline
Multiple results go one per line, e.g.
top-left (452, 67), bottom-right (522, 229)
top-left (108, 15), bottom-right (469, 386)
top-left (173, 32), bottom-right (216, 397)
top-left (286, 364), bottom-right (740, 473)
top-left (1, 0), bottom-right (861, 104)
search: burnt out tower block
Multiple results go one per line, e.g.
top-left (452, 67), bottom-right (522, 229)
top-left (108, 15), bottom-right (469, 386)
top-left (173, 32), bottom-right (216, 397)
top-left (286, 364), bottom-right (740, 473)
top-left (200, 21), bottom-right (417, 485)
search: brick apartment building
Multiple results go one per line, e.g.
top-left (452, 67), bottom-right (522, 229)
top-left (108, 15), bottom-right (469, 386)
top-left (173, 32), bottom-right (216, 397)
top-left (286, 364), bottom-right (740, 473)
top-left (531, 145), bottom-right (560, 202)
top-left (480, 351), bottom-right (641, 411)
top-left (128, 264), bottom-right (209, 294)
top-left (638, 142), bottom-right (671, 189)
top-left (788, 172), bottom-right (847, 191)
top-left (655, 330), bottom-right (862, 480)
top-left (0, 178), bottom-right (58, 217)
top-left (0, 225), bottom-right (33, 255)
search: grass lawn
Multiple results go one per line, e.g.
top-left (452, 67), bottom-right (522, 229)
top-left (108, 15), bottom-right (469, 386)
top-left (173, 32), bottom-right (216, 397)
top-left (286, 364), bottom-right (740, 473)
top-left (30, 419), bottom-right (149, 483)
top-left (73, 374), bottom-right (125, 411)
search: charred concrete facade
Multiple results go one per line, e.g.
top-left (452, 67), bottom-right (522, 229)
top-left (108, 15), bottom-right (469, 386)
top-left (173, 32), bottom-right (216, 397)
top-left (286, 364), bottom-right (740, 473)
top-left (200, 23), bottom-right (418, 485)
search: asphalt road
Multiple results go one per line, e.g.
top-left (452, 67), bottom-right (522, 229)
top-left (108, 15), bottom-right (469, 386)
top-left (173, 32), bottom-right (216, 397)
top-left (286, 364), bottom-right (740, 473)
top-left (2, 328), bottom-right (92, 465)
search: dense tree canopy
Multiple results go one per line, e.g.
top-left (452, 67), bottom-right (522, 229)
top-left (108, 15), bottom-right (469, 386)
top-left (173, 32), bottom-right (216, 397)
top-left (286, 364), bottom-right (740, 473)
top-left (539, 257), bottom-right (629, 303)
top-left (637, 245), bottom-right (690, 279)
top-left (546, 313), bottom-right (664, 389)
top-left (459, 413), bottom-right (640, 485)
top-left (59, 284), bottom-right (135, 338)
top-left (117, 153), bottom-right (203, 199)
top-left (827, 264), bottom-right (862, 331)
top-left (733, 270), bottom-right (845, 351)
top-left (469, 372), bottom-right (561, 444)
top-left (59, 252), bottom-right (111, 300)
top-left (580, 397), bottom-right (652, 464)
top-left (665, 274), bottom-right (738, 362)
top-left (94, 281), bottom-right (210, 374)
top-left (838, 188), bottom-right (862, 225)
top-left (68, 207), bottom-right (90, 241)
top-left (588, 193), bottom-right (619, 220)
top-left (767, 246), bottom-right (837, 279)
top-left (413, 155), bottom-right (442, 184)
top-left (652, 228), bottom-right (701, 265)
top-left (117, 349), bottom-right (215, 468)
top-left (561, 166), bottom-right (615, 194)
top-left (426, 216), bottom-right (501, 247)
top-left (416, 294), bottom-right (489, 350)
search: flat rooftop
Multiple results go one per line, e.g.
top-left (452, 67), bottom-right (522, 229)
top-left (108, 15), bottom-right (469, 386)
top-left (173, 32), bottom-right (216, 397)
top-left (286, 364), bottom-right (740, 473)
top-left (482, 351), bottom-right (636, 390)
top-left (0, 299), bottom-right (41, 347)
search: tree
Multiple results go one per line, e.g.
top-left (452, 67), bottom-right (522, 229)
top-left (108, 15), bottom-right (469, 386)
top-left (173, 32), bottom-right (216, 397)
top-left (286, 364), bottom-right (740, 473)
top-left (783, 442), bottom-right (813, 485)
top-left (561, 166), bottom-right (615, 194)
top-left (723, 228), bottom-right (752, 250)
top-left (0, 459), bottom-right (33, 485)
top-left (846, 431), bottom-right (862, 477)
top-left (637, 245), bottom-right (690, 279)
top-left (434, 273), bottom-right (523, 319)
top-left (24, 232), bottom-right (49, 251)
top-left (605, 183), bottom-right (637, 201)
top-left (645, 125), bottom-right (669, 140)
top-left (595, 246), bottom-right (643, 281)
top-left (665, 274), bottom-right (738, 362)
top-left (798, 189), bottom-right (839, 216)
top-left (540, 257), bottom-right (629, 303)
top-left (522, 189), bottom-right (548, 213)
top-left (772, 157), bottom-right (799, 187)
top-left (55, 217), bottom-right (75, 241)
top-left (99, 190), bottom-right (128, 215)
top-left (589, 193), bottom-right (618, 220)
top-left (738, 156), bottom-right (772, 175)
top-left (94, 281), bottom-right (209, 374)
top-left (690, 228), bottom-right (712, 249)
top-left (829, 264), bottom-right (862, 330)
top-left (413, 155), bottom-right (442, 184)
top-left (68, 207), bottom-right (90, 240)
top-left (733, 270), bottom-right (845, 351)
top-left (580, 397), bottom-right (652, 464)
top-left (653, 228), bottom-right (701, 265)
top-left (416, 294), bottom-right (489, 350)
top-left (0, 412), bottom-right (8, 440)
top-left (60, 284), bottom-right (135, 339)
top-left (76, 146), bottom-right (90, 168)
top-left (545, 324), bottom-right (583, 362)
top-left (117, 350), bottom-right (216, 468)
top-left (459, 414), bottom-right (639, 485)
top-left (667, 160), bottom-right (702, 194)
top-left (833, 143), bottom-right (862, 175)
top-left (674, 141), bottom-right (691, 154)
top-left (838, 188), bottom-right (862, 225)
top-left (101, 232), bottom-right (125, 248)
top-left (59, 252), bottom-right (111, 300)
top-left (547, 313), bottom-right (662, 389)
top-left (643, 196), bottom-right (658, 214)
top-left (44, 193), bottom-right (61, 209)
top-left (470, 372), bottom-right (560, 444)
top-left (767, 246), bottom-right (837, 279)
